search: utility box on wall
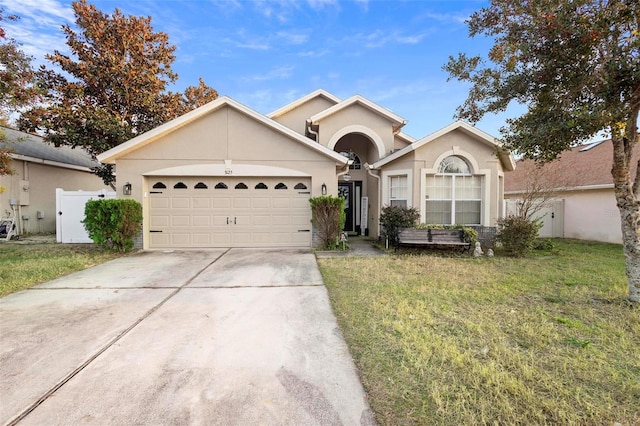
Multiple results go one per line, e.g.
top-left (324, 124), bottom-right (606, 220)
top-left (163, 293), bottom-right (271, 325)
top-left (19, 180), bottom-right (30, 206)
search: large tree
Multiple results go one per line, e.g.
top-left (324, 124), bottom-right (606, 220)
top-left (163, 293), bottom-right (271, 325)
top-left (1, 8), bottom-right (42, 176)
top-left (19, 0), bottom-right (218, 185)
top-left (445, 0), bottom-right (639, 303)
top-left (0, 8), bottom-right (41, 121)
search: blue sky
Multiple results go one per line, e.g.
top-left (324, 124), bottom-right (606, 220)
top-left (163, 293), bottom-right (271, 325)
top-left (0, 0), bottom-right (521, 140)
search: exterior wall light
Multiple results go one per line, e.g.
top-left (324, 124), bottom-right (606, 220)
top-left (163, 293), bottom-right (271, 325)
top-left (123, 182), bottom-right (132, 195)
top-left (321, 183), bottom-right (327, 195)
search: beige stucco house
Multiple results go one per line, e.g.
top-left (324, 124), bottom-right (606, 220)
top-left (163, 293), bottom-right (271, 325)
top-left (505, 137), bottom-right (639, 244)
top-left (97, 89), bottom-right (515, 249)
top-left (0, 127), bottom-right (107, 235)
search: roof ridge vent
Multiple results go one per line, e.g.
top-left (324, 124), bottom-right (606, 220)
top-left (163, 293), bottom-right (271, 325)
top-left (579, 140), bottom-right (606, 152)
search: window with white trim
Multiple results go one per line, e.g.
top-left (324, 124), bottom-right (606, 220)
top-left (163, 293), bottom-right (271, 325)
top-left (425, 156), bottom-right (482, 225)
top-left (389, 175), bottom-right (408, 208)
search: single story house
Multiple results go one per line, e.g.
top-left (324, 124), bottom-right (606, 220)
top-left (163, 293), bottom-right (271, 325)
top-left (504, 137), bottom-right (639, 244)
top-left (97, 89), bottom-right (515, 250)
top-left (0, 126), bottom-right (108, 235)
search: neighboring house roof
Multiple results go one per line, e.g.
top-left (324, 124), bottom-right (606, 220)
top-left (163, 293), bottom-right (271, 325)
top-left (97, 96), bottom-right (349, 165)
top-left (267, 89), bottom-right (341, 118)
top-left (372, 120), bottom-right (516, 171)
top-left (504, 137), bottom-right (640, 193)
top-left (308, 94), bottom-right (407, 132)
top-left (0, 126), bottom-right (98, 171)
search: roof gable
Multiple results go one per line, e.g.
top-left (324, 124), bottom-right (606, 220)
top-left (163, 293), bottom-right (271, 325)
top-left (372, 120), bottom-right (515, 171)
top-left (97, 96), bottom-right (348, 165)
top-left (504, 137), bottom-right (640, 192)
top-left (309, 95), bottom-right (407, 131)
top-left (267, 89), bottom-right (341, 119)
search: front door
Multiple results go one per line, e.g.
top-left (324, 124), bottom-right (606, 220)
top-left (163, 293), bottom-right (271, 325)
top-left (338, 182), bottom-right (353, 232)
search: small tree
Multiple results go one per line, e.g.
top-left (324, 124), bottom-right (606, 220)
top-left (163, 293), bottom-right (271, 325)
top-left (379, 205), bottom-right (420, 246)
top-left (83, 199), bottom-right (142, 252)
top-left (496, 215), bottom-right (542, 257)
top-left (310, 196), bottom-right (345, 249)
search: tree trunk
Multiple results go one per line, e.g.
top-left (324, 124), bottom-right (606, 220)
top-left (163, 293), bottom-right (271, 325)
top-left (612, 134), bottom-right (640, 303)
top-left (618, 203), bottom-right (640, 303)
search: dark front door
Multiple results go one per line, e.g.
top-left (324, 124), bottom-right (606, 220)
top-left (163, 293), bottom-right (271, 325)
top-left (338, 182), bottom-right (353, 232)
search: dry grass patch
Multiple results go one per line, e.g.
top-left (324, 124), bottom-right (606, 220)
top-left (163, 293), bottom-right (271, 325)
top-left (0, 242), bottom-right (122, 296)
top-left (319, 240), bottom-right (639, 425)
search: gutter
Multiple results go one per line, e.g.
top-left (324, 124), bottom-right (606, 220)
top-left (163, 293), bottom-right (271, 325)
top-left (9, 153), bottom-right (95, 172)
top-left (505, 183), bottom-right (614, 195)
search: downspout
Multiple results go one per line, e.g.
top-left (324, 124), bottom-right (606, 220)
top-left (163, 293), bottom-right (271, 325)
top-left (365, 163), bottom-right (381, 242)
top-left (306, 120), bottom-right (319, 142)
top-left (337, 160), bottom-right (354, 180)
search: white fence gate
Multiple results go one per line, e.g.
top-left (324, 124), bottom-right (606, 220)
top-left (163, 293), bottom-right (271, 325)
top-left (55, 189), bottom-right (116, 243)
top-left (504, 199), bottom-right (564, 238)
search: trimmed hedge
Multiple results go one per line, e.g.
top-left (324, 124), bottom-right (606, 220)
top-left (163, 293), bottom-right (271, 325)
top-left (83, 199), bottom-right (142, 252)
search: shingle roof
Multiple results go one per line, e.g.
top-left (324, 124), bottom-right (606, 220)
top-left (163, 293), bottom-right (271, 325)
top-left (0, 126), bottom-right (99, 169)
top-left (504, 137), bottom-right (640, 192)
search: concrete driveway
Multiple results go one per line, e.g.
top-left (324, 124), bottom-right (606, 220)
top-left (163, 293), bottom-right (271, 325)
top-left (0, 249), bottom-right (374, 426)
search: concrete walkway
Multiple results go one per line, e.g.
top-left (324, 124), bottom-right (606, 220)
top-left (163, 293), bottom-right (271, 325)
top-left (0, 249), bottom-right (375, 426)
top-left (314, 237), bottom-right (386, 259)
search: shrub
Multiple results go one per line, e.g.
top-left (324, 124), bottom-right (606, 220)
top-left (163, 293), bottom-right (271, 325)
top-left (83, 199), bottom-right (143, 252)
top-left (380, 205), bottom-right (420, 246)
top-left (496, 215), bottom-right (542, 257)
top-left (310, 196), bottom-right (345, 249)
top-left (534, 238), bottom-right (555, 251)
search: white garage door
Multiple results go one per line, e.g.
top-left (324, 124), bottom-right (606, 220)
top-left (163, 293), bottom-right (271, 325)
top-left (147, 177), bottom-right (312, 248)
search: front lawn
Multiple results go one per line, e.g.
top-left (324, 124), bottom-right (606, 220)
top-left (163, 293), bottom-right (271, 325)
top-left (0, 242), bottom-right (122, 296)
top-left (318, 239), bottom-right (639, 425)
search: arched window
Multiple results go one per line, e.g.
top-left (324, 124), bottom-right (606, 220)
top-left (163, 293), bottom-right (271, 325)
top-left (152, 182), bottom-right (166, 189)
top-left (194, 182), bottom-right (208, 189)
top-left (173, 182), bottom-right (187, 189)
top-left (255, 182), bottom-right (268, 189)
top-left (215, 182), bottom-right (228, 189)
top-left (349, 153), bottom-right (362, 170)
top-left (294, 183), bottom-right (307, 190)
top-left (235, 182), bottom-right (248, 189)
top-left (425, 156), bottom-right (482, 225)
top-left (275, 183), bottom-right (287, 190)
top-left (438, 156), bottom-right (471, 174)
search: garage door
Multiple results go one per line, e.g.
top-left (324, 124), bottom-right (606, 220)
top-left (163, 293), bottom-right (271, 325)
top-left (148, 177), bottom-right (312, 248)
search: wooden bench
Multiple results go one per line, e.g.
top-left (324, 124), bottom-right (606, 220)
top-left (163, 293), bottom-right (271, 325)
top-left (396, 228), bottom-right (471, 252)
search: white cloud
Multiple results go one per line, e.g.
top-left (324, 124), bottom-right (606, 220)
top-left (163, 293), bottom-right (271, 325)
top-left (298, 49), bottom-right (330, 58)
top-left (242, 66), bottom-right (295, 82)
top-left (276, 31), bottom-right (309, 45)
top-left (0, 0), bottom-right (75, 25)
top-left (343, 30), bottom-right (428, 49)
top-left (306, 0), bottom-right (339, 10)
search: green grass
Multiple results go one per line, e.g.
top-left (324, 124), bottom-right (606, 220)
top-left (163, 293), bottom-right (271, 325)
top-left (0, 242), bottom-right (122, 296)
top-left (318, 239), bottom-right (640, 425)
